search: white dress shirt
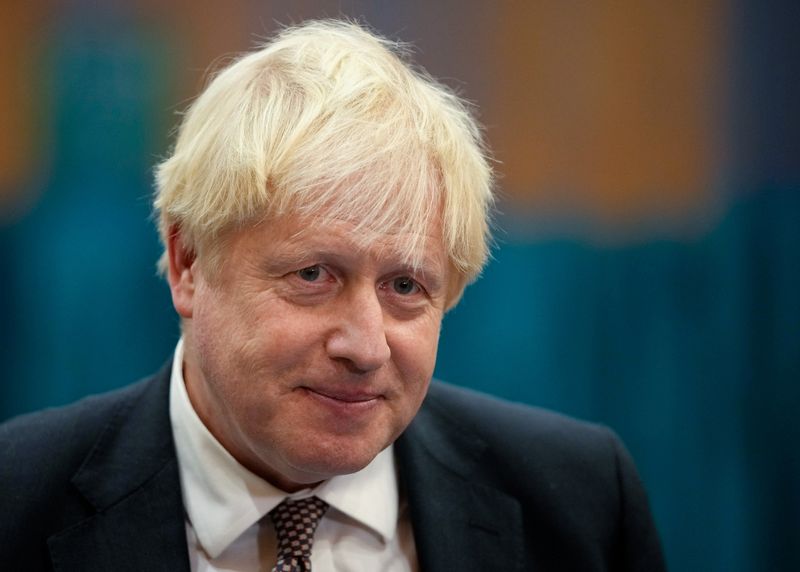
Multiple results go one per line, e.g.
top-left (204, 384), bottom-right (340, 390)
top-left (169, 339), bottom-right (418, 571)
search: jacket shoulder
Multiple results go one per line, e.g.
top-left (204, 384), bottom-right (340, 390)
top-left (416, 381), bottom-right (666, 571)
top-left (419, 380), bottom-right (624, 513)
top-left (1, 379), bottom-right (152, 478)
top-left (424, 380), bottom-right (615, 454)
top-left (0, 378), bottom-right (157, 554)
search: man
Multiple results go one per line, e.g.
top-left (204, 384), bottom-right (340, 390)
top-left (1, 20), bottom-right (666, 571)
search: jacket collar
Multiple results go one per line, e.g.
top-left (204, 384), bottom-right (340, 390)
top-left (396, 382), bottom-right (525, 572)
top-left (48, 363), bottom-right (190, 571)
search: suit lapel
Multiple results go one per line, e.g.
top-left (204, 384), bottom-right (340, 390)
top-left (48, 365), bottom-right (190, 571)
top-left (396, 385), bottom-right (524, 572)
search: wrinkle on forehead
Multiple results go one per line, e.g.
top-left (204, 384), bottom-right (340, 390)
top-left (268, 204), bottom-right (446, 273)
top-left (267, 167), bottom-right (444, 263)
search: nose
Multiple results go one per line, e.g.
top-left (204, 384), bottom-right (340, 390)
top-left (325, 286), bottom-right (391, 373)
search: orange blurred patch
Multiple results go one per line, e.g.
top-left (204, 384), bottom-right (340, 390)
top-left (0, 2), bottom-right (49, 213)
top-left (489, 1), bottom-right (726, 228)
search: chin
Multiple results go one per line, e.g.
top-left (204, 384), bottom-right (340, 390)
top-left (284, 439), bottom-right (384, 481)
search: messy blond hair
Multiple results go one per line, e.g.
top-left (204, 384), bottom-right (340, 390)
top-left (153, 19), bottom-right (493, 305)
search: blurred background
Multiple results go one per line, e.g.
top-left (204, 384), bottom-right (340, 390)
top-left (1, 1), bottom-right (798, 570)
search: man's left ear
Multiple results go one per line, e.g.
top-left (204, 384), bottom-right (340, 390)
top-left (166, 224), bottom-right (197, 319)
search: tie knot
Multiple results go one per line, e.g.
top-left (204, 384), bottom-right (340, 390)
top-left (270, 496), bottom-right (329, 571)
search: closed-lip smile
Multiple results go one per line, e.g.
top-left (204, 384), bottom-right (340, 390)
top-left (302, 386), bottom-right (383, 404)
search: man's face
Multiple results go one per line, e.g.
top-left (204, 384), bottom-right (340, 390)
top-left (172, 212), bottom-right (449, 491)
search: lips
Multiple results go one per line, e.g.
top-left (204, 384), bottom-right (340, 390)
top-left (304, 387), bottom-right (383, 403)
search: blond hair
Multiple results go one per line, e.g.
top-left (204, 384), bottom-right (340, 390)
top-left (153, 19), bottom-right (493, 305)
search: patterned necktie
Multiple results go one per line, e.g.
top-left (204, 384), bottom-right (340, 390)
top-left (269, 496), bottom-right (329, 572)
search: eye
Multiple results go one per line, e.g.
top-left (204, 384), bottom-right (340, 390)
top-left (392, 276), bottom-right (420, 295)
top-left (297, 265), bottom-right (323, 282)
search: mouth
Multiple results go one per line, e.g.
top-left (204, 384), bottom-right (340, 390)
top-left (301, 387), bottom-right (383, 408)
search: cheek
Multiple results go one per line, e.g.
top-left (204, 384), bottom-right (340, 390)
top-left (190, 286), bottom-right (264, 378)
top-left (413, 311), bottom-right (442, 357)
top-left (253, 302), bottom-right (326, 351)
top-left (393, 318), bottom-right (442, 381)
top-left (230, 301), bottom-right (335, 384)
top-left (194, 285), bottom-right (277, 347)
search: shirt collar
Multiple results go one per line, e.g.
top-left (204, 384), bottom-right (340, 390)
top-left (169, 338), bottom-right (399, 558)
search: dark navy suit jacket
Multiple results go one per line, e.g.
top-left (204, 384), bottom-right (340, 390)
top-left (0, 363), bottom-right (666, 571)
